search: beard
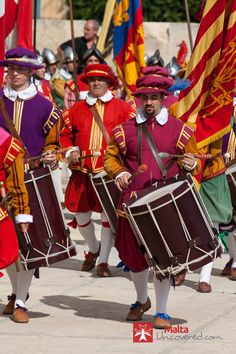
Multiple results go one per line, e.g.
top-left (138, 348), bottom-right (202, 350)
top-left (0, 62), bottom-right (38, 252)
top-left (144, 105), bottom-right (155, 117)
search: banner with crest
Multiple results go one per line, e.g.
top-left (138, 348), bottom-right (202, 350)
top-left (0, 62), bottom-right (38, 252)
top-left (113, 0), bottom-right (145, 97)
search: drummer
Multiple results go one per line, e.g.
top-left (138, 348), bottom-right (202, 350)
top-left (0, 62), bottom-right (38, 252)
top-left (60, 63), bottom-right (135, 277)
top-left (104, 66), bottom-right (199, 329)
top-left (0, 47), bottom-right (61, 323)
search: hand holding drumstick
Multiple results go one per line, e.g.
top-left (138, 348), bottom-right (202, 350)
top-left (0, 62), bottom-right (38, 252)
top-left (116, 164), bottom-right (148, 191)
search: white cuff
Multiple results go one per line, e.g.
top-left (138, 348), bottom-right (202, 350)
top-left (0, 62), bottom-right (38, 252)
top-left (115, 171), bottom-right (131, 181)
top-left (183, 159), bottom-right (198, 171)
top-left (65, 146), bottom-right (80, 159)
top-left (15, 214), bottom-right (33, 223)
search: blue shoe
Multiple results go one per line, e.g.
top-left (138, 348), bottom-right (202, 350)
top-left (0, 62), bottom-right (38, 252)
top-left (153, 312), bottom-right (171, 329)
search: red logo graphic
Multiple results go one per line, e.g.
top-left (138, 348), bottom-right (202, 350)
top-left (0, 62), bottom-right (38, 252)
top-left (133, 322), bottom-right (153, 342)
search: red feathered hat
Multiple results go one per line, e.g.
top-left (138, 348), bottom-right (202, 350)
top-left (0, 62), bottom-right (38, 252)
top-left (80, 63), bottom-right (118, 88)
top-left (132, 65), bottom-right (174, 97)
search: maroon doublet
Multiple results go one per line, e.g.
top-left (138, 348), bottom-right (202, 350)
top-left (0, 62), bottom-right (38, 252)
top-left (110, 116), bottom-right (195, 272)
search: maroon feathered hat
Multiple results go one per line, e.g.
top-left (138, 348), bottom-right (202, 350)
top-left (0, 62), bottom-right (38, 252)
top-left (132, 65), bottom-right (174, 97)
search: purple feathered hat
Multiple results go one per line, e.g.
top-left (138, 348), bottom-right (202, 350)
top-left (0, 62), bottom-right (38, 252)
top-left (0, 47), bottom-right (44, 69)
top-left (132, 65), bottom-right (174, 97)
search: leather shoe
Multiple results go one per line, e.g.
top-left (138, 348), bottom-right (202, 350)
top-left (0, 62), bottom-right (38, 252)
top-left (153, 313), bottom-right (171, 329)
top-left (2, 294), bottom-right (16, 315)
top-left (221, 258), bottom-right (233, 276)
top-left (81, 244), bottom-right (100, 272)
top-left (126, 297), bottom-right (151, 321)
top-left (12, 307), bottom-right (29, 323)
top-left (197, 281), bottom-right (212, 293)
top-left (175, 272), bottom-right (186, 286)
top-left (97, 263), bottom-right (111, 277)
top-left (229, 268), bottom-right (236, 281)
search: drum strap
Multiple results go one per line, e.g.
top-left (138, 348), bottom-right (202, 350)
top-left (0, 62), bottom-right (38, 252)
top-left (137, 123), bottom-right (142, 166)
top-left (140, 123), bottom-right (176, 179)
top-left (0, 97), bottom-right (34, 169)
top-left (90, 105), bottom-right (110, 145)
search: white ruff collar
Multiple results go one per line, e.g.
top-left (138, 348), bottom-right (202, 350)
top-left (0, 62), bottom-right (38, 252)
top-left (136, 106), bottom-right (168, 125)
top-left (85, 90), bottom-right (113, 106)
top-left (4, 83), bottom-right (37, 101)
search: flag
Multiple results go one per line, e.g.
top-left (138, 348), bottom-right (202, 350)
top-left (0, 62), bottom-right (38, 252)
top-left (113, 0), bottom-right (145, 97)
top-left (176, 40), bottom-right (188, 66)
top-left (0, 0), bottom-right (33, 86)
top-left (177, 0), bottom-right (236, 149)
top-left (5, 0), bottom-right (33, 50)
top-left (16, 0), bottom-right (33, 49)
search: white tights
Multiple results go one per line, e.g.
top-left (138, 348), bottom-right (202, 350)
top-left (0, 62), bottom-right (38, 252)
top-left (75, 211), bottom-right (114, 264)
top-left (6, 262), bottom-right (34, 308)
top-left (130, 269), bottom-right (171, 313)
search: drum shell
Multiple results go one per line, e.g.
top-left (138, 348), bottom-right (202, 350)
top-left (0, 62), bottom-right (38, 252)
top-left (91, 172), bottom-right (121, 233)
top-left (124, 177), bottom-right (221, 274)
top-left (17, 166), bottom-right (76, 269)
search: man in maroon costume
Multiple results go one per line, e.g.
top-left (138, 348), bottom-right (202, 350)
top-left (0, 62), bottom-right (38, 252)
top-left (104, 66), bottom-right (199, 328)
top-left (60, 64), bottom-right (135, 276)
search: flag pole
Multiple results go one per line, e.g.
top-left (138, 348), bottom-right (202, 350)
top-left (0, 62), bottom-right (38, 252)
top-left (33, 0), bottom-right (37, 50)
top-left (97, 0), bottom-right (116, 55)
top-left (184, 0), bottom-right (193, 52)
top-left (68, 0), bottom-right (79, 101)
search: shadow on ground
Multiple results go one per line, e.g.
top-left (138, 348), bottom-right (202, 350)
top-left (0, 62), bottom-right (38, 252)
top-left (41, 295), bottom-right (187, 325)
top-left (0, 302), bottom-right (50, 320)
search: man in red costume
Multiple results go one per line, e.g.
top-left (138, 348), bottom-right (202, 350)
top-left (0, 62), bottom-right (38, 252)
top-left (60, 64), bottom-right (135, 277)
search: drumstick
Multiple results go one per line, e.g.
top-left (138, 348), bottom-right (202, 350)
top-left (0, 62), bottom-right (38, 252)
top-left (29, 150), bottom-right (101, 161)
top-left (128, 164), bottom-right (148, 182)
top-left (79, 151), bottom-right (101, 159)
top-left (159, 152), bottom-right (231, 160)
top-left (29, 148), bottom-right (69, 161)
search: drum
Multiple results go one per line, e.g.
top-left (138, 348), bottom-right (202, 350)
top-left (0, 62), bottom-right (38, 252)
top-left (17, 166), bottom-right (77, 270)
top-left (90, 171), bottom-right (121, 233)
top-left (123, 175), bottom-right (222, 276)
top-left (226, 164), bottom-right (236, 211)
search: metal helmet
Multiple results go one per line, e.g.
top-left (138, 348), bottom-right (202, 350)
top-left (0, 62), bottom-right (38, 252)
top-left (147, 49), bottom-right (164, 67)
top-left (36, 54), bottom-right (44, 65)
top-left (166, 56), bottom-right (182, 77)
top-left (63, 46), bottom-right (76, 63)
top-left (144, 52), bottom-right (150, 65)
top-left (42, 48), bottom-right (58, 65)
top-left (80, 44), bottom-right (105, 65)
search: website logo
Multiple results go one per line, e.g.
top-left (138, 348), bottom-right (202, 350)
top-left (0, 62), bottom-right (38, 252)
top-left (133, 322), bottom-right (153, 343)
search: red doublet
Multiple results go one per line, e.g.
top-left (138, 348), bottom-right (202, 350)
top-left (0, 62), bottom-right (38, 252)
top-left (0, 129), bottom-right (23, 270)
top-left (61, 97), bottom-right (134, 212)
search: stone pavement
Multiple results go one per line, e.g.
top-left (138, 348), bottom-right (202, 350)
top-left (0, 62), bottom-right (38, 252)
top-left (0, 212), bottom-right (236, 354)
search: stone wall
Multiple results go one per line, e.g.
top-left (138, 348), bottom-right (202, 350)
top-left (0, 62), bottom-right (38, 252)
top-left (40, 0), bottom-right (68, 19)
top-left (35, 19), bottom-right (199, 66)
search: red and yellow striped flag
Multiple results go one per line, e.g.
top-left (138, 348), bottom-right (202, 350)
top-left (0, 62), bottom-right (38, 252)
top-left (177, 0), bottom-right (236, 149)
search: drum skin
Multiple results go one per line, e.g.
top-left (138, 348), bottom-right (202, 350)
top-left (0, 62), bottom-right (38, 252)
top-left (91, 172), bottom-right (121, 233)
top-left (124, 177), bottom-right (222, 275)
top-left (17, 167), bottom-right (76, 269)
